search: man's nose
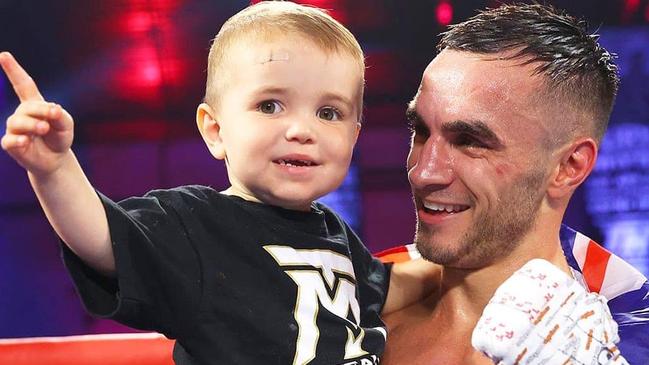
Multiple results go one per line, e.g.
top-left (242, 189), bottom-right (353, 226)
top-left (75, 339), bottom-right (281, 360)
top-left (408, 137), bottom-right (453, 189)
top-left (285, 116), bottom-right (316, 144)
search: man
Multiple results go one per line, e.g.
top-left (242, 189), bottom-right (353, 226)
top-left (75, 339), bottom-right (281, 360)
top-left (379, 4), bottom-right (649, 365)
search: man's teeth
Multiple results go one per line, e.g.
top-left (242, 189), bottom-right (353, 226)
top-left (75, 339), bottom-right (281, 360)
top-left (278, 159), bottom-right (314, 167)
top-left (424, 202), bottom-right (465, 213)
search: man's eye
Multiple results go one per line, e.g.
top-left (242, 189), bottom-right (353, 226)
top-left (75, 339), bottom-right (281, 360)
top-left (317, 106), bottom-right (342, 121)
top-left (258, 100), bottom-right (282, 114)
top-left (455, 134), bottom-right (485, 148)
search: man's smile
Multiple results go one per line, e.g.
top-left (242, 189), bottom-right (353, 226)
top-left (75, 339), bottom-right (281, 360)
top-left (417, 199), bottom-right (470, 225)
top-left (423, 201), bottom-right (469, 214)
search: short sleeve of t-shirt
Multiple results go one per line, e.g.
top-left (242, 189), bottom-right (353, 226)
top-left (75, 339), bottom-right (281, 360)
top-left (62, 189), bottom-right (203, 337)
top-left (315, 202), bottom-right (390, 326)
top-left (349, 232), bottom-right (391, 324)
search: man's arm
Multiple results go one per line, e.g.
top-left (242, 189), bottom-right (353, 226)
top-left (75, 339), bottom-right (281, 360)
top-left (472, 259), bottom-right (629, 365)
top-left (0, 52), bottom-right (114, 275)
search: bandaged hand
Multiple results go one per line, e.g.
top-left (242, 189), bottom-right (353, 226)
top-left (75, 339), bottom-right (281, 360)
top-left (471, 259), bottom-right (628, 365)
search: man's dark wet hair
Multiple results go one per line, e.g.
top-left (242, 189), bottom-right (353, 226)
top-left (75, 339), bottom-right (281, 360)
top-left (438, 3), bottom-right (619, 143)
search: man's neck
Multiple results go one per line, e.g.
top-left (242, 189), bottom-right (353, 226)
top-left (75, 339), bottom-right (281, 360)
top-left (436, 221), bottom-right (570, 321)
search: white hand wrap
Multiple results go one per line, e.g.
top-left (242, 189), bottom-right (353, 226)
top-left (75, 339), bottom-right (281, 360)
top-left (471, 259), bottom-right (628, 365)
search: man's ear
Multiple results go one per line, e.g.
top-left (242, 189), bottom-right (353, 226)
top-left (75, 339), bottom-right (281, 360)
top-left (196, 103), bottom-right (226, 160)
top-left (547, 138), bottom-right (598, 200)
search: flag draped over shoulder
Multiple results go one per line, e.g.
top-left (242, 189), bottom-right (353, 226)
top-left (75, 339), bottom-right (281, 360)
top-left (560, 225), bottom-right (649, 364)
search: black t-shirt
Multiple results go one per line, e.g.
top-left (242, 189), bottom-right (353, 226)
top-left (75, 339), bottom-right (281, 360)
top-left (62, 185), bottom-right (390, 365)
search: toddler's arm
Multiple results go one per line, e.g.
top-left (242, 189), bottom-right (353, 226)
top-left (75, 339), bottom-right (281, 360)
top-left (1, 52), bottom-right (114, 275)
top-left (382, 258), bottom-right (440, 314)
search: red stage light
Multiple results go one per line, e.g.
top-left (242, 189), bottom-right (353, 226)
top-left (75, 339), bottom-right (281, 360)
top-left (124, 11), bottom-right (154, 33)
top-left (126, 0), bottom-right (181, 11)
top-left (140, 63), bottom-right (162, 86)
top-left (621, 0), bottom-right (641, 23)
top-left (624, 0), bottom-right (641, 12)
top-left (102, 0), bottom-right (187, 104)
top-left (436, 1), bottom-right (453, 26)
top-left (112, 44), bottom-right (163, 102)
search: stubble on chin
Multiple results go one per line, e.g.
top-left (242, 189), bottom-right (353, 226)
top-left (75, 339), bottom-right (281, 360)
top-left (415, 223), bottom-right (472, 266)
top-left (414, 169), bottom-right (546, 268)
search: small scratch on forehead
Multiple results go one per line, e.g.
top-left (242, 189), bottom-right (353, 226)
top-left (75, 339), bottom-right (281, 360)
top-left (256, 49), bottom-right (290, 64)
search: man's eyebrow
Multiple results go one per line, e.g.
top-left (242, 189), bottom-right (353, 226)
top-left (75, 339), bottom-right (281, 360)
top-left (406, 106), bottom-right (424, 126)
top-left (405, 106), bottom-right (430, 136)
top-left (405, 106), bottom-right (419, 123)
top-left (443, 120), bottom-right (504, 149)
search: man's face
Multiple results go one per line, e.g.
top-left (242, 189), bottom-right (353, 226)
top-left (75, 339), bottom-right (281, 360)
top-left (407, 49), bottom-right (553, 268)
top-left (213, 36), bottom-right (362, 211)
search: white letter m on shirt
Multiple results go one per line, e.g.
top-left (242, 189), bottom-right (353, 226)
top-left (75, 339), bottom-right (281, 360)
top-left (264, 245), bottom-right (385, 365)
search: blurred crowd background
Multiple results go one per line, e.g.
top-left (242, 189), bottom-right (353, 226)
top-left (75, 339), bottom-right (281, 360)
top-left (1, 0), bottom-right (648, 338)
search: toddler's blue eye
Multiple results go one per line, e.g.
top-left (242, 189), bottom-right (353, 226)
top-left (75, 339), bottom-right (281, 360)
top-left (258, 100), bottom-right (282, 114)
top-left (317, 107), bottom-right (341, 121)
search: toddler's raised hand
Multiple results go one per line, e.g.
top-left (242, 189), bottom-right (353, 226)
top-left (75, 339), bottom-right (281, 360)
top-left (1, 52), bottom-right (74, 177)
